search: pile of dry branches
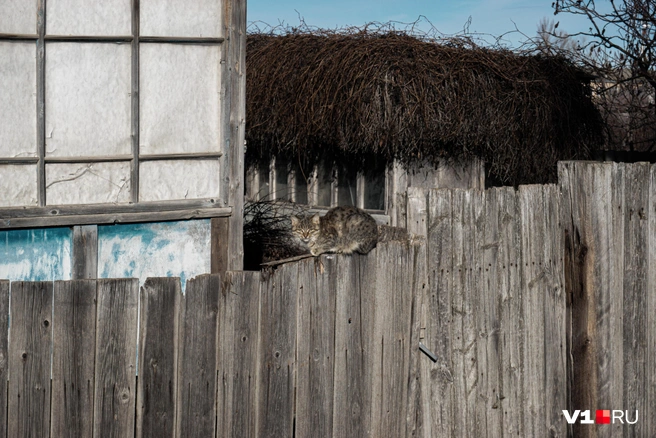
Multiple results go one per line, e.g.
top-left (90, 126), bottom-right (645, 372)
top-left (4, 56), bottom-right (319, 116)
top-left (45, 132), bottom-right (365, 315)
top-left (246, 29), bottom-right (604, 185)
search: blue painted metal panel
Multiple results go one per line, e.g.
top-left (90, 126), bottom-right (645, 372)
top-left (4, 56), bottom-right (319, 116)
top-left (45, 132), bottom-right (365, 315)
top-left (0, 227), bottom-right (72, 281)
top-left (98, 219), bottom-right (211, 291)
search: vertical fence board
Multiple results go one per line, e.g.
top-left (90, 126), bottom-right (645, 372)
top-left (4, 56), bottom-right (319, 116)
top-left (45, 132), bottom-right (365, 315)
top-left (217, 271), bottom-right (261, 438)
top-left (451, 189), bottom-right (478, 437)
top-left (405, 236), bottom-right (428, 438)
top-left (0, 281), bottom-right (8, 438)
top-left (332, 255), bottom-right (373, 438)
top-left (137, 277), bottom-right (182, 438)
top-left (258, 263), bottom-right (298, 437)
top-left (72, 225), bottom-right (98, 279)
top-left (497, 187), bottom-right (524, 437)
top-left (648, 165), bottom-right (656, 438)
top-left (477, 189), bottom-right (502, 438)
top-left (176, 274), bottom-right (220, 438)
top-left (51, 280), bottom-right (97, 438)
top-left (407, 187), bottom-right (428, 237)
top-left (369, 242), bottom-right (414, 437)
top-left (622, 162), bottom-right (650, 438)
top-left (93, 278), bottom-right (138, 438)
top-left (519, 186), bottom-right (547, 437)
top-left (422, 189), bottom-right (454, 437)
top-left (8, 281), bottom-right (53, 438)
top-left (295, 257), bottom-right (336, 438)
top-left (542, 185), bottom-right (567, 436)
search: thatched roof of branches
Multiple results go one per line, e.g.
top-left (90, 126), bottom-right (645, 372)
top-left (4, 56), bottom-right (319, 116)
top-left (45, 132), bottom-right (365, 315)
top-left (246, 28), bottom-right (603, 185)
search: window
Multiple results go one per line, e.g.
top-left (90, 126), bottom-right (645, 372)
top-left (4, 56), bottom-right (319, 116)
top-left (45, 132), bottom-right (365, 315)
top-left (245, 158), bottom-right (386, 212)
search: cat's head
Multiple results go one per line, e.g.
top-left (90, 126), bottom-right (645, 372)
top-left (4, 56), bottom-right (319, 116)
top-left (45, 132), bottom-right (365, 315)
top-left (290, 213), bottom-right (321, 246)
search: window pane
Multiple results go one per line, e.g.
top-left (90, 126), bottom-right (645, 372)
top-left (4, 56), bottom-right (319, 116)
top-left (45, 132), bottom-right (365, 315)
top-left (46, 43), bottom-right (132, 157)
top-left (275, 159), bottom-right (289, 200)
top-left (140, 44), bottom-right (221, 155)
top-left (338, 167), bottom-right (356, 206)
top-left (47, 162), bottom-right (131, 205)
top-left (0, 42), bottom-right (36, 158)
top-left (47, 0), bottom-right (131, 36)
top-left (0, 0), bottom-right (36, 35)
top-left (0, 164), bottom-right (38, 207)
top-left (364, 169), bottom-right (385, 210)
top-left (258, 162), bottom-right (270, 200)
top-left (292, 163), bottom-right (308, 204)
top-left (139, 159), bottom-right (220, 202)
top-left (316, 164), bottom-right (332, 207)
top-left (140, 0), bottom-right (222, 38)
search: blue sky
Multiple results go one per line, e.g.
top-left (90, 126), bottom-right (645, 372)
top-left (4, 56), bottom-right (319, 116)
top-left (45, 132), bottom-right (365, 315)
top-left (247, 0), bottom-right (593, 47)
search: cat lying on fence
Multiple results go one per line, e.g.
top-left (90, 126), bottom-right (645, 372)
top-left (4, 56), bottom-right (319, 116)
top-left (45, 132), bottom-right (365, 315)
top-left (290, 206), bottom-right (378, 256)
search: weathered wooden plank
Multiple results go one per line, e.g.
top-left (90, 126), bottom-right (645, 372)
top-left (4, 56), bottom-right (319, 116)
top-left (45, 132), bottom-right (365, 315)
top-left (332, 253), bottom-right (373, 438)
top-left (176, 274), bottom-right (220, 438)
top-left (476, 189), bottom-right (502, 438)
top-left (560, 161), bottom-right (625, 438)
top-left (496, 187), bottom-right (524, 437)
top-left (405, 236), bottom-right (428, 438)
top-left (421, 189), bottom-right (454, 437)
top-left (294, 256), bottom-right (336, 438)
top-left (519, 186), bottom-right (547, 437)
top-left (541, 185), bottom-right (567, 437)
top-left (451, 189), bottom-right (479, 437)
top-left (93, 278), bottom-right (139, 438)
top-left (369, 242), bottom-right (415, 437)
top-left (406, 187), bottom-right (428, 237)
top-left (386, 160), bottom-right (408, 227)
top-left (137, 277), bottom-right (182, 438)
top-left (211, 217), bottom-right (229, 274)
top-left (257, 263), bottom-right (298, 437)
top-left (217, 271), bottom-right (260, 438)
top-left (51, 280), bottom-right (97, 438)
top-left (0, 281), bottom-right (9, 438)
top-left (648, 164), bottom-right (656, 438)
top-left (622, 162), bottom-right (650, 438)
top-left (8, 281), bottom-right (53, 438)
top-left (72, 225), bottom-right (98, 279)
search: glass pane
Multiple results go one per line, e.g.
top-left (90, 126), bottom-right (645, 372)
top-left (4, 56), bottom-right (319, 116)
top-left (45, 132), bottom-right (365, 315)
top-left (140, 44), bottom-right (221, 155)
top-left (0, 0), bottom-right (37, 34)
top-left (141, 0), bottom-right (222, 38)
top-left (337, 167), bottom-right (356, 206)
top-left (0, 164), bottom-right (38, 207)
top-left (46, 43), bottom-right (132, 157)
top-left (275, 159), bottom-right (289, 200)
top-left (46, 162), bottom-right (131, 205)
top-left (0, 42), bottom-right (36, 158)
top-left (317, 164), bottom-right (332, 207)
top-left (364, 169), bottom-right (385, 210)
top-left (139, 159), bottom-right (220, 202)
top-left (47, 0), bottom-right (131, 36)
top-left (257, 162), bottom-right (270, 200)
top-left (292, 162), bottom-right (308, 204)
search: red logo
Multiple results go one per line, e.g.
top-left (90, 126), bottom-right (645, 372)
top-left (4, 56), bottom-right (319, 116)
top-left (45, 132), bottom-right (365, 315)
top-left (596, 410), bottom-right (611, 424)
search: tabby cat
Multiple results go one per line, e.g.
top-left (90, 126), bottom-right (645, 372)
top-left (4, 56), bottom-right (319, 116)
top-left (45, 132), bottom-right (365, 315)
top-left (290, 206), bottom-right (378, 256)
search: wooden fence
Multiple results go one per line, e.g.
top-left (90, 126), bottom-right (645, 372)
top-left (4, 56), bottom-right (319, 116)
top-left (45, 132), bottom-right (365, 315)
top-left (0, 161), bottom-right (654, 437)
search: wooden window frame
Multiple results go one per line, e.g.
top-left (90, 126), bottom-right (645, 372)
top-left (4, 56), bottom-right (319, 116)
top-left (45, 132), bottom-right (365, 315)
top-left (246, 157), bottom-right (386, 215)
top-left (0, 1), bottom-right (231, 229)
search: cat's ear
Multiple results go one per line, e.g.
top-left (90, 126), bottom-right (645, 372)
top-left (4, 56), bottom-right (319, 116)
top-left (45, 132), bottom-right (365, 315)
top-left (290, 216), bottom-right (300, 227)
top-left (311, 213), bottom-right (321, 225)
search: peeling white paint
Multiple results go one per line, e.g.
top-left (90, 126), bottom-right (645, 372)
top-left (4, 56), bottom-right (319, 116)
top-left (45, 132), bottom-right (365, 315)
top-left (46, 162), bottom-right (131, 205)
top-left (0, 164), bottom-right (38, 207)
top-left (0, 227), bottom-right (72, 282)
top-left (0, 42), bottom-right (37, 158)
top-left (0, 0), bottom-right (36, 34)
top-left (139, 159), bottom-right (220, 202)
top-left (139, 44), bottom-right (221, 155)
top-left (140, 0), bottom-right (222, 38)
top-left (98, 220), bottom-right (211, 290)
top-left (47, 0), bottom-right (131, 36)
top-left (45, 43), bottom-right (132, 158)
